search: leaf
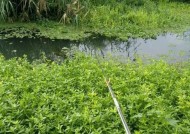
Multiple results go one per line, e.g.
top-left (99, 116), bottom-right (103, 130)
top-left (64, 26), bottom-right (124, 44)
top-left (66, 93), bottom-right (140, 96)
top-left (132, 113), bottom-right (143, 118)
top-left (167, 119), bottom-right (179, 126)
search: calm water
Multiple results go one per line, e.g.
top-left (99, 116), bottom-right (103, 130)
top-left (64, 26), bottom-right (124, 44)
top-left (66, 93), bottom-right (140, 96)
top-left (0, 30), bottom-right (190, 62)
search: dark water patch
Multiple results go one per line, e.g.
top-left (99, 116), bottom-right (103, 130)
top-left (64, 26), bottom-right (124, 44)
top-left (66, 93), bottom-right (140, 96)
top-left (0, 37), bottom-right (75, 61)
top-left (0, 30), bottom-right (190, 62)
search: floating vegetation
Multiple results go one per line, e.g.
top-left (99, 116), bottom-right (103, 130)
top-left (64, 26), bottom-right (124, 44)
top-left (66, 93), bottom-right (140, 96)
top-left (0, 27), bottom-right (41, 39)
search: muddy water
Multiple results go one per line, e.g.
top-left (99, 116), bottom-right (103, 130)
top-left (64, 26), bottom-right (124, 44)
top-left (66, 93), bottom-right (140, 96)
top-left (0, 30), bottom-right (189, 62)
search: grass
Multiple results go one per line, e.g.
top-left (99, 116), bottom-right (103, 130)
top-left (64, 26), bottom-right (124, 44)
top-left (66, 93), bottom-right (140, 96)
top-left (81, 2), bottom-right (190, 39)
top-left (0, 54), bottom-right (190, 133)
top-left (0, 1), bottom-right (190, 40)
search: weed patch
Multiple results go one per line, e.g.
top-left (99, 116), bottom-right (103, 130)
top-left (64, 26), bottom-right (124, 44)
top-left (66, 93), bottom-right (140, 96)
top-left (0, 54), bottom-right (190, 133)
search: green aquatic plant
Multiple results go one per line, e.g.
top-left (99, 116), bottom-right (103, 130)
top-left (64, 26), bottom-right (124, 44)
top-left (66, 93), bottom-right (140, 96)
top-left (0, 54), bottom-right (190, 133)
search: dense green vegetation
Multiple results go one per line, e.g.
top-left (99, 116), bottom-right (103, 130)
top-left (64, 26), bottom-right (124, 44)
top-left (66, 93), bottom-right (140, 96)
top-left (0, 0), bottom-right (189, 21)
top-left (0, 1), bottom-right (190, 133)
top-left (0, 0), bottom-right (190, 40)
top-left (0, 54), bottom-right (190, 133)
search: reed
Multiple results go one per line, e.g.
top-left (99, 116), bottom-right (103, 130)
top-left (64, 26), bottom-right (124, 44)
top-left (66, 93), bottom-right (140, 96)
top-left (0, 0), bottom-right (171, 22)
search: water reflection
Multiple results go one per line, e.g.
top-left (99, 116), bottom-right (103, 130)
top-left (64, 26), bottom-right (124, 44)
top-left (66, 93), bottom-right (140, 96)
top-left (78, 37), bottom-right (141, 61)
top-left (0, 30), bottom-right (190, 62)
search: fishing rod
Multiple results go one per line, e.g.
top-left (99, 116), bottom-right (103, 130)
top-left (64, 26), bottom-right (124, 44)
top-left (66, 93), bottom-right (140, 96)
top-left (95, 50), bottom-right (131, 134)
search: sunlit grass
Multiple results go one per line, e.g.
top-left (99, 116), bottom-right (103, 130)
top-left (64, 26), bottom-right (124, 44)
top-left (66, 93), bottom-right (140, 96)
top-left (0, 54), bottom-right (190, 133)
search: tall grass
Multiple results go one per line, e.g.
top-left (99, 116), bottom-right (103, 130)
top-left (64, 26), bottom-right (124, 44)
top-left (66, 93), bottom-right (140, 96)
top-left (0, 0), bottom-right (73, 21)
top-left (0, 0), bottom-right (15, 21)
top-left (0, 0), bottom-right (147, 22)
top-left (0, 0), bottom-right (187, 22)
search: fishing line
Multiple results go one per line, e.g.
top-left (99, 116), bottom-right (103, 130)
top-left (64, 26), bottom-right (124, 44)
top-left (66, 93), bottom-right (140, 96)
top-left (94, 50), bottom-right (131, 134)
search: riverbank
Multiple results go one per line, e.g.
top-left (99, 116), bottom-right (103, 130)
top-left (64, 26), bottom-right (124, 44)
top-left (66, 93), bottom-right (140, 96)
top-left (0, 2), bottom-right (190, 40)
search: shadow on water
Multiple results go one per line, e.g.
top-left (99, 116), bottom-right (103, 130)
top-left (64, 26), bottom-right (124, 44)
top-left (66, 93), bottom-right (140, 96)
top-left (0, 30), bottom-right (190, 62)
top-left (0, 38), bottom-right (73, 61)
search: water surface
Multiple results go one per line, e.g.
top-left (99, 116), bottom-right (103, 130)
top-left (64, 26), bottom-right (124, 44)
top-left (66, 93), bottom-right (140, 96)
top-left (0, 30), bottom-right (190, 62)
